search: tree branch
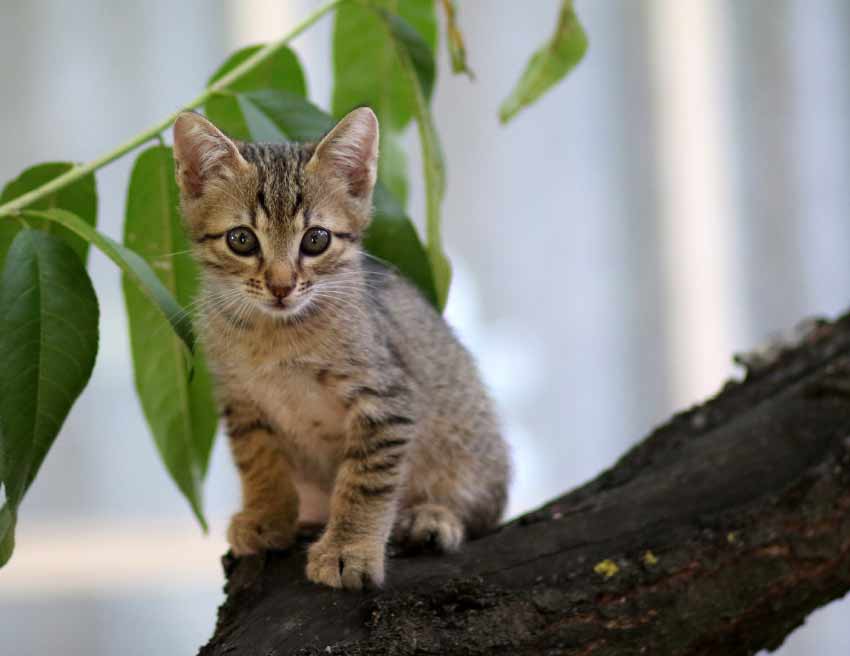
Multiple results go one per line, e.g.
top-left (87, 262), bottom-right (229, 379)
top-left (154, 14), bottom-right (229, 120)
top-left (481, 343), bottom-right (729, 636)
top-left (199, 313), bottom-right (850, 655)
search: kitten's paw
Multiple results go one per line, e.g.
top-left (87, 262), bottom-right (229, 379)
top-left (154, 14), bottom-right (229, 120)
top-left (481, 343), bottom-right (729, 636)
top-left (394, 503), bottom-right (465, 552)
top-left (306, 536), bottom-right (385, 590)
top-left (227, 510), bottom-right (297, 556)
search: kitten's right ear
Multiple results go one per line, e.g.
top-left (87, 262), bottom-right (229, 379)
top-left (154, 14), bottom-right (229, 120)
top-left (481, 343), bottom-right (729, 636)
top-left (172, 112), bottom-right (247, 198)
top-left (307, 107), bottom-right (379, 201)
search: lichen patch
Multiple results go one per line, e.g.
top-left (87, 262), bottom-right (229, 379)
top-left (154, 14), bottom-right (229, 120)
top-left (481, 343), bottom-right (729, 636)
top-left (594, 559), bottom-right (619, 578)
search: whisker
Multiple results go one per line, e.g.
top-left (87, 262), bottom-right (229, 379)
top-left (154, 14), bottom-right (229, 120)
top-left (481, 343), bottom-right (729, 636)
top-left (308, 291), bottom-right (371, 323)
top-left (150, 248), bottom-right (193, 259)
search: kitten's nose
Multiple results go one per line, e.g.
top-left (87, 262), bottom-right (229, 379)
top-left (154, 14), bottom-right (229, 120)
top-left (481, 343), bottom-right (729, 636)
top-left (267, 281), bottom-right (294, 300)
top-left (265, 263), bottom-right (295, 301)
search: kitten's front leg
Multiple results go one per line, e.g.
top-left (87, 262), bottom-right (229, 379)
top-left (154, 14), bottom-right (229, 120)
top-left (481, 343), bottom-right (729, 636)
top-left (306, 402), bottom-right (414, 590)
top-left (225, 402), bottom-right (299, 556)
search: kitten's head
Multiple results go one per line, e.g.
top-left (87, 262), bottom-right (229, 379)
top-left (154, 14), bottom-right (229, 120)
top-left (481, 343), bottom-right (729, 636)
top-left (172, 108), bottom-right (379, 321)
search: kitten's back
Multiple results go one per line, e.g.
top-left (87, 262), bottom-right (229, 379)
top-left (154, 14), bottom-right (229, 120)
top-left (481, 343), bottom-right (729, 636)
top-left (363, 256), bottom-right (510, 535)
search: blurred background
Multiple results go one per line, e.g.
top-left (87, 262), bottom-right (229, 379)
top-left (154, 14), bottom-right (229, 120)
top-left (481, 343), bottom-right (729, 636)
top-left (2, 0), bottom-right (849, 653)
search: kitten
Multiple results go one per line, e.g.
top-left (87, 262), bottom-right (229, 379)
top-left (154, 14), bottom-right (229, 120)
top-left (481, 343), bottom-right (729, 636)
top-left (172, 108), bottom-right (509, 590)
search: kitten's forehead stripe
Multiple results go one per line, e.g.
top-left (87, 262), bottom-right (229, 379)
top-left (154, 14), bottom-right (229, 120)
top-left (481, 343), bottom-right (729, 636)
top-left (257, 189), bottom-right (271, 224)
top-left (238, 140), bottom-right (311, 227)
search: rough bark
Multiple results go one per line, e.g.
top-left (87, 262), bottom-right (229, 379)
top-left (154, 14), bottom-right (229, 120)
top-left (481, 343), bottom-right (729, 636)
top-left (199, 314), bottom-right (850, 656)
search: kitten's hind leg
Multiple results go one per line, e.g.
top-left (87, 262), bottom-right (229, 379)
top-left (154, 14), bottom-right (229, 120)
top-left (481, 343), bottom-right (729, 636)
top-left (393, 503), bottom-right (465, 552)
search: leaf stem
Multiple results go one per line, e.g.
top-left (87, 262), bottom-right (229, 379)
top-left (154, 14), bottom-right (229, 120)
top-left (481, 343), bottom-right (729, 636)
top-left (382, 13), bottom-right (450, 307)
top-left (0, 0), bottom-right (344, 218)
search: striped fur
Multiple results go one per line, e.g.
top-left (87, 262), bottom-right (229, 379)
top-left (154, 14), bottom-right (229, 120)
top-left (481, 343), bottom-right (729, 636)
top-left (173, 109), bottom-right (509, 590)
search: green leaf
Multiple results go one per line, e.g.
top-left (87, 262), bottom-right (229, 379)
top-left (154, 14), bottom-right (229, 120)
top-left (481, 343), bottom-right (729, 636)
top-left (368, 184), bottom-right (437, 307)
top-left (379, 10), bottom-right (451, 308)
top-left (237, 89), bottom-right (335, 141)
top-left (205, 44), bottom-right (307, 140)
top-left (332, 0), bottom-right (437, 130)
top-left (438, 0), bottom-right (475, 78)
top-left (0, 230), bottom-right (99, 567)
top-left (380, 8), bottom-right (437, 104)
top-left (499, 0), bottom-right (588, 124)
top-left (378, 131), bottom-right (409, 206)
top-left (0, 506), bottom-right (15, 567)
top-left (232, 88), bottom-right (440, 307)
top-left (333, 1), bottom-right (437, 211)
top-left (0, 163), bottom-right (97, 270)
top-left (19, 208), bottom-right (195, 353)
top-left (123, 146), bottom-right (217, 529)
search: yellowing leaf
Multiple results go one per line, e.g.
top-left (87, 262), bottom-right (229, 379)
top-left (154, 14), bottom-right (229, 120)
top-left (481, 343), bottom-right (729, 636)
top-left (439, 0), bottom-right (474, 78)
top-left (499, 0), bottom-right (588, 124)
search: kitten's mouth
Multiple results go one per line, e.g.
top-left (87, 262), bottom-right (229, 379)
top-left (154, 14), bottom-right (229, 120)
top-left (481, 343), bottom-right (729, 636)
top-left (266, 299), bottom-right (292, 312)
top-left (260, 295), bottom-right (309, 319)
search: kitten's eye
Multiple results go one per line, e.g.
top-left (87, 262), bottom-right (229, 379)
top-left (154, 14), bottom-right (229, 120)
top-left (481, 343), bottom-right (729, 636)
top-left (226, 227), bottom-right (259, 256)
top-left (300, 227), bottom-right (331, 256)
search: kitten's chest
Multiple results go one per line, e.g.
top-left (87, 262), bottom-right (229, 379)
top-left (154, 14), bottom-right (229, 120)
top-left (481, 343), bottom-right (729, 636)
top-left (254, 364), bottom-right (348, 438)
top-left (209, 325), bottom-right (349, 437)
top-left (236, 356), bottom-right (349, 479)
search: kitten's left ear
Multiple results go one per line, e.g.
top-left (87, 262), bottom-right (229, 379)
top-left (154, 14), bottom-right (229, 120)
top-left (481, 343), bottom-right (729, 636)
top-left (308, 107), bottom-right (379, 201)
top-left (173, 112), bottom-right (247, 198)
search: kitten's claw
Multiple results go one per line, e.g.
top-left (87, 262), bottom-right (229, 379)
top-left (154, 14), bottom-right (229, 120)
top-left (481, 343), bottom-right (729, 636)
top-left (227, 510), bottom-right (297, 556)
top-left (394, 503), bottom-right (464, 552)
top-left (306, 536), bottom-right (385, 590)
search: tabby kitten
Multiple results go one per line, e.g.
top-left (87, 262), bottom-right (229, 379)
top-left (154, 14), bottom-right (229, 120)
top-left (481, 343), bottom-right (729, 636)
top-left (172, 108), bottom-right (509, 590)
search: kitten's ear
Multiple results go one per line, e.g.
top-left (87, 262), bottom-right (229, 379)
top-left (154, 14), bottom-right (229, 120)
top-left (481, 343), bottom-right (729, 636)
top-left (172, 112), bottom-right (247, 198)
top-left (308, 107), bottom-right (379, 200)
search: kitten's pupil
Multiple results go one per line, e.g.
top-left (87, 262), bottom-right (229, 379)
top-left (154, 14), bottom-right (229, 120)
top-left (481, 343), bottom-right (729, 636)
top-left (300, 228), bottom-right (331, 256)
top-left (227, 227), bottom-right (259, 256)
